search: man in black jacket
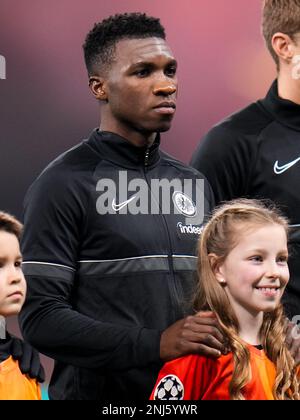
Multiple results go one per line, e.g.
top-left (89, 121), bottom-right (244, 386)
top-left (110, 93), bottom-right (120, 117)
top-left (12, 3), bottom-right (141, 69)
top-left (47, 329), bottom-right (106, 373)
top-left (19, 13), bottom-right (225, 400)
top-left (191, 0), bottom-right (300, 322)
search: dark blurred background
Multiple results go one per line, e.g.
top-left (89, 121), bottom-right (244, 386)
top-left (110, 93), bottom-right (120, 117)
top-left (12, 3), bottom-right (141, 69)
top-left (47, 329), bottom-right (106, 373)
top-left (1, 0), bottom-right (275, 394)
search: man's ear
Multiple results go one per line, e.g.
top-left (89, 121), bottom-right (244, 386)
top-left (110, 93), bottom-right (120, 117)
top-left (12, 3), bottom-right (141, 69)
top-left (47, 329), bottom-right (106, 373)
top-left (88, 76), bottom-right (108, 101)
top-left (272, 32), bottom-right (295, 64)
top-left (208, 253), bottom-right (226, 285)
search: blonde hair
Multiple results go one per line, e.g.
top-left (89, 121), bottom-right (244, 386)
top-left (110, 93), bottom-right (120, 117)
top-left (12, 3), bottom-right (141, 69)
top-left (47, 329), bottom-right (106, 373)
top-left (194, 199), bottom-right (299, 400)
top-left (262, 0), bottom-right (300, 68)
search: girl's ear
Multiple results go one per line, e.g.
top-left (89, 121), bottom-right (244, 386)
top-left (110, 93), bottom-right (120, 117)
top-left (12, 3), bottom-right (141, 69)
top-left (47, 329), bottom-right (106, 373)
top-left (208, 253), bottom-right (226, 285)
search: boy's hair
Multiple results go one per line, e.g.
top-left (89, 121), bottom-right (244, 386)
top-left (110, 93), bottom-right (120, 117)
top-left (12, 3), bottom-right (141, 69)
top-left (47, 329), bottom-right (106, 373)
top-left (0, 211), bottom-right (22, 240)
top-left (262, 0), bottom-right (300, 68)
top-left (194, 198), bottom-right (299, 400)
top-left (83, 12), bottom-right (166, 76)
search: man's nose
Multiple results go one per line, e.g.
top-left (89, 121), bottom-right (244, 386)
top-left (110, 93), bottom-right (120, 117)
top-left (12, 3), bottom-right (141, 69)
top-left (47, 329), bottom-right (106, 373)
top-left (153, 82), bottom-right (177, 96)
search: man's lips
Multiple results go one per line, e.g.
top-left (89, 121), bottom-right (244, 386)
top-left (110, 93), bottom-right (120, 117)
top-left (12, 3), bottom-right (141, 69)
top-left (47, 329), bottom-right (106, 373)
top-left (153, 102), bottom-right (176, 115)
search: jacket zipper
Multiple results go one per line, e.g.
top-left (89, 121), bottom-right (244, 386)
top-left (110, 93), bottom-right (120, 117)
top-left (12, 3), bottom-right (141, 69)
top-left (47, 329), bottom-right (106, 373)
top-left (142, 149), bottom-right (181, 320)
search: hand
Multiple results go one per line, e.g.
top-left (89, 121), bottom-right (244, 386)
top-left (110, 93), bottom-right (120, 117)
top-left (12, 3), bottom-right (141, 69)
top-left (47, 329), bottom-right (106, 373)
top-left (160, 311), bottom-right (227, 362)
top-left (10, 337), bottom-right (45, 383)
top-left (285, 320), bottom-right (300, 366)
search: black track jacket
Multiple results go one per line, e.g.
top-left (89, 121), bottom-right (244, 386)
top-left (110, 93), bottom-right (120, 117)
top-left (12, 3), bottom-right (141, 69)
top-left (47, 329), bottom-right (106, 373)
top-left (20, 130), bottom-right (213, 400)
top-left (191, 80), bottom-right (300, 318)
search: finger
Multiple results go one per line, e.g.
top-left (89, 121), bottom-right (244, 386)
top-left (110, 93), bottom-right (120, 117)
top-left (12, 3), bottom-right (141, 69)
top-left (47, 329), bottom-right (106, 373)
top-left (10, 337), bottom-right (23, 359)
top-left (192, 342), bottom-right (222, 358)
top-left (17, 342), bottom-right (32, 375)
top-left (190, 323), bottom-right (225, 344)
top-left (182, 330), bottom-right (225, 353)
top-left (27, 349), bottom-right (41, 379)
top-left (186, 315), bottom-right (221, 328)
top-left (184, 317), bottom-right (225, 343)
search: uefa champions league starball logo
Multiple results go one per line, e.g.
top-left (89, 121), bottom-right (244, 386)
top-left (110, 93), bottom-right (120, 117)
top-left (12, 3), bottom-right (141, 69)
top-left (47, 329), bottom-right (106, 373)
top-left (154, 375), bottom-right (184, 400)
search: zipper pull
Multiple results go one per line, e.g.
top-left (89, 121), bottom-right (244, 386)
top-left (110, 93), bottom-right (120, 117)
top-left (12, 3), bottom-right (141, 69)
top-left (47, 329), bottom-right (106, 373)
top-left (144, 147), bottom-right (150, 167)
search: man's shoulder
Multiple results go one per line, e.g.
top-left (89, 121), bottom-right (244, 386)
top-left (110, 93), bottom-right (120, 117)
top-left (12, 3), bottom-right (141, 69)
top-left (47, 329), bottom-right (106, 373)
top-left (42, 139), bottom-right (99, 177)
top-left (209, 100), bottom-right (274, 140)
top-left (25, 138), bottom-right (101, 200)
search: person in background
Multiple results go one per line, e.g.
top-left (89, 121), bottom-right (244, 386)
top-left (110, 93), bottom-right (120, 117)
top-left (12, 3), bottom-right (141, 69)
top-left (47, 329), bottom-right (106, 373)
top-left (191, 0), bottom-right (300, 321)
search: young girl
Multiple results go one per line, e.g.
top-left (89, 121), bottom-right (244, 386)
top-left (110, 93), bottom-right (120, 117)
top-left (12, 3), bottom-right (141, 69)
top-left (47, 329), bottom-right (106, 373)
top-left (150, 199), bottom-right (299, 400)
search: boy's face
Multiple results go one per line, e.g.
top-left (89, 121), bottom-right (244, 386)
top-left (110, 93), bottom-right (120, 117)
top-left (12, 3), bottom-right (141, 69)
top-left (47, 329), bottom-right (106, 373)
top-left (0, 231), bottom-right (26, 317)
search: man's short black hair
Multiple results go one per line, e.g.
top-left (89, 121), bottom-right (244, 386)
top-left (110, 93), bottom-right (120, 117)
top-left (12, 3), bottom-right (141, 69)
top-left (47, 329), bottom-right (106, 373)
top-left (83, 12), bottom-right (166, 76)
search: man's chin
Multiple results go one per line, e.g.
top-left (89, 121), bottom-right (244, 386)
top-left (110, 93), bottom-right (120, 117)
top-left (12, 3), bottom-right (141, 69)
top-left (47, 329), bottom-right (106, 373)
top-left (155, 122), bottom-right (172, 133)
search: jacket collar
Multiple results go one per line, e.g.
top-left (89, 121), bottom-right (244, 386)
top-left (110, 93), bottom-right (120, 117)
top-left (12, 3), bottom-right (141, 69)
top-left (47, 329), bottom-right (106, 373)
top-left (86, 129), bottom-right (161, 169)
top-left (260, 79), bottom-right (300, 132)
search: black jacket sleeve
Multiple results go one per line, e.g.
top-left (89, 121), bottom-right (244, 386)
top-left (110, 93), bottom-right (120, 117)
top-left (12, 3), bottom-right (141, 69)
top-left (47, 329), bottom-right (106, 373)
top-left (190, 124), bottom-right (257, 206)
top-left (19, 168), bottom-right (161, 372)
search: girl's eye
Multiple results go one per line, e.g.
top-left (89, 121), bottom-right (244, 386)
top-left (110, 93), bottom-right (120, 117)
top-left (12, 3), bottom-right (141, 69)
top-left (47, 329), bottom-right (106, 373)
top-left (250, 256), bottom-right (262, 262)
top-left (277, 256), bottom-right (288, 263)
top-left (15, 261), bottom-right (22, 267)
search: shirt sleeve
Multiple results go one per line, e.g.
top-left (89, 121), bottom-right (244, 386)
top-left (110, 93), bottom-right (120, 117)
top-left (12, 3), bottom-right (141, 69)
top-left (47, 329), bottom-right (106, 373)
top-left (19, 167), bottom-right (161, 372)
top-left (190, 124), bottom-right (257, 206)
top-left (149, 355), bottom-right (209, 400)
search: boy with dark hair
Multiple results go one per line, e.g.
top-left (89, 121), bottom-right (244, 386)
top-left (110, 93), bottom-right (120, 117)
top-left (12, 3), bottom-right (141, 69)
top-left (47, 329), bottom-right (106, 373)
top-left (191, 0), bottom-right (300, 323)
top-left (20, 13), bottom-right (224, 400)
top-left (0, 211), bottom-right (41, 399)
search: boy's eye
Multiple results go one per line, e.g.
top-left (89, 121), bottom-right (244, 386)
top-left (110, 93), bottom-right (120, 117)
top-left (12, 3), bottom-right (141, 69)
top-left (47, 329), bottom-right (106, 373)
top-left (14, 261), bottom-right (22, 267)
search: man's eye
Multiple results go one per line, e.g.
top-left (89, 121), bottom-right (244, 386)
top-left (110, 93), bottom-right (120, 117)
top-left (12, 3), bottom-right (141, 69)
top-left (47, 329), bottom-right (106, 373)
top-left (166, 67), bottom-right (177, 77)
top-left (135, 69), bottom-right (150, 77)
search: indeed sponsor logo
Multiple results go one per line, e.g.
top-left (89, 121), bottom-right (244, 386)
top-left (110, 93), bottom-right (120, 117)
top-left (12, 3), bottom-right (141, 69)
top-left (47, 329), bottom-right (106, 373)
top-left (177, 222), bottom-right (203, 235)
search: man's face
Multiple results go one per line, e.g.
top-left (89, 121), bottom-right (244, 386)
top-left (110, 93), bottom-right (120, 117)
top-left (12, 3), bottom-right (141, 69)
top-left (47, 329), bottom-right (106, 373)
top-left (102, 37), bottom-right (178, 137)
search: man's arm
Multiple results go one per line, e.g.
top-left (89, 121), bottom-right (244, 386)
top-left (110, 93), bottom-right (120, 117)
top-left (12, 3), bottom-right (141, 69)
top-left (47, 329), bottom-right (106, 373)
top-left (19, 169), bottom-right (161, 371)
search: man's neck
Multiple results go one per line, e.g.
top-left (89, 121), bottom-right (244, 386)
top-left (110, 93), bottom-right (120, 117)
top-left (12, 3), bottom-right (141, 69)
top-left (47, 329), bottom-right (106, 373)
top-left (99, 119), bottom-right (156, 148)
top-left (277, 71), bottom-right (300, 105)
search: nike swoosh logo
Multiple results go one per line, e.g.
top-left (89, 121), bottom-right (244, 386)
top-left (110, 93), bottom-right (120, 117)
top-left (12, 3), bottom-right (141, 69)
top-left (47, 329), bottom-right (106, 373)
top-left (112, 196), bottom-right (137, 212)
top-left (274, 157), bottom-right (300, 175)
